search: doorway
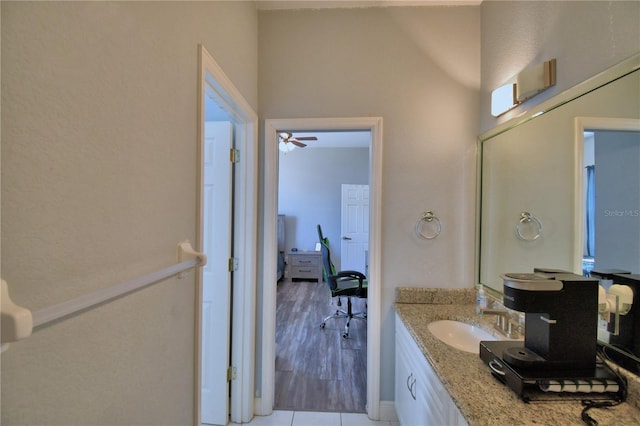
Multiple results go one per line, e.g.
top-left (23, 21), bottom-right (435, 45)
top-left (260, 117), bottom-right (383, 419)
top-left (275, 132), bottom-right (370, 412)
top-left (196, 45), bottom-right (258, 425)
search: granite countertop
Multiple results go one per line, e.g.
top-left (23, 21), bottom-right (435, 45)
top-left (394, 288), bottom-right (640, 426)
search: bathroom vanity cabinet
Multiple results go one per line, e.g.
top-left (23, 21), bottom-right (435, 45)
top-left (395, 314), bottom-right (468, 426)
top-left (394, 297), bottom-right (640, 425)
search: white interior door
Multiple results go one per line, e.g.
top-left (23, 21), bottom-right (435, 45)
top-left (201, 121), bottom-right (233, 425)
top-left (341, 184), bottom-right (369, 273)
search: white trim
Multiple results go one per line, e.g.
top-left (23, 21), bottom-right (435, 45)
top-left (260, 117), bottom-right (383, 419)
top-left (573, 117), bottom-right (640, 275)
top-left (197, 45), bottom-right (258, 425)
top-left (378, 400), bottom-right (399, 423)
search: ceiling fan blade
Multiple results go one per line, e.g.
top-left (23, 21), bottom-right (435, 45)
top-left (291, 140), bottom-right (307, 148)
top-left (294, 136), bottom-right (318, 141)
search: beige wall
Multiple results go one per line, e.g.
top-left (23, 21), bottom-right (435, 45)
top-left (258, 6), bottom-right (481, 402)
top-left (4, 1), bottom-right (638, 422)
top-left (480, 0), bottom-right (640, 132)
top-left (1, 2), bottom-right (257, 424)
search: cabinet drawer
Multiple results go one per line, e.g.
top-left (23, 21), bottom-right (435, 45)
top-left (290, 267), bottom-right (319, 279)
top-left (290, 255), bottom-right (320, 267)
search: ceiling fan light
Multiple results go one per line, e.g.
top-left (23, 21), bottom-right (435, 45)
top-left (279, 140), bottom-right (296, 153)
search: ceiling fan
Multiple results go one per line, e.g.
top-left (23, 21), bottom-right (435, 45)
top-left (278, 132), bottom-right (318, 148)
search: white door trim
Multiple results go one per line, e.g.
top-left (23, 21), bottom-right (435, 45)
top-left (197, 45), bottom-right (258, 425)
top-left (260, 117), bottom-right (383, 420)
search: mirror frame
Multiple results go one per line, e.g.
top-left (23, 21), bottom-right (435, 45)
top-left (476, 53), bottom-right (640, 294)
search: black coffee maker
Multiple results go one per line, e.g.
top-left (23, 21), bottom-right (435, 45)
top-left (480, 271), bottom-right (624, 401)
top-left (501, 272), bottom-right (599, 370)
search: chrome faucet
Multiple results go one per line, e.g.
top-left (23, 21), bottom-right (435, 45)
top-left (479, 308), bottom-right (523, 339)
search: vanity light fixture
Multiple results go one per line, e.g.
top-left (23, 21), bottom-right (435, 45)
top-left (491, 83), bottom-right (517, 117)
top-left (515, 58), bottom-right (557, 103)
top-left (490, 59), bottom-right (557, 117)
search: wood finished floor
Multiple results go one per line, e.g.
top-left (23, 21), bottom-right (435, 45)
top-left (274, 278), bottom-right (367, 413)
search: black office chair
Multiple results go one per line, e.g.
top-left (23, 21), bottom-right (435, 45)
top-left (317, 224), bottom-right (367, 338)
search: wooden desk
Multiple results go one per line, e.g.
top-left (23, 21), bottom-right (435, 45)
top-left (288, 251), bottom-right (322, 282)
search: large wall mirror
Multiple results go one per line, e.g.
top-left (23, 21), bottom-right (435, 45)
top-left (477, 54), bottom-right (640, 293)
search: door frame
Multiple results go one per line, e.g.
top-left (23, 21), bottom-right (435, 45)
top-left (260, 117), bottom-right (383, 419)
top-left (196, 45), bottom-right (258, 425)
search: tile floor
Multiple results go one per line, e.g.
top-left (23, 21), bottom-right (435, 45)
top-left (229, 410), bottom-right (399, 426)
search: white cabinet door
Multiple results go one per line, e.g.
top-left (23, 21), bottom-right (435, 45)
top-left (395, 331), bottom-right (416, 426)
top-left (395, 314), bottom-right (469, 426)
top-left (396, 315), bottom-right (426, 425)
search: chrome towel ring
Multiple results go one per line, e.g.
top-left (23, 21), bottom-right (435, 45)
top-left (415, 211), bottom-right (442, 239)
top-left (515, 211), bottom-right (543, 241)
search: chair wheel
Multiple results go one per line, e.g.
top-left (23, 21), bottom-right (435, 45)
top-left (342, 332), bottom-right (348, 339)
top-left (320, 323), bottom-right (326, 329)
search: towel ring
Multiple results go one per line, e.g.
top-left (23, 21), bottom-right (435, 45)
top-left (415, 211), bottom-right (441, 239)
top-left (515, 211), bottom-right (543, 241)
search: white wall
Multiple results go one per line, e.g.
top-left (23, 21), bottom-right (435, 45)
top-left (259, 6), bottom-right (480, 403)
top-left (278, 147), bottom-right (369, 270)
top-left (480, 0), bottom-right (640, 132)
top-left (1, 2), bottom-right (258, 424)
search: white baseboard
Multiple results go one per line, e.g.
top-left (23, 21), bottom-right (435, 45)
top-left (253, 397), bottom-right (271, 417)
top-left (378, 400), bottom-right (398, 422)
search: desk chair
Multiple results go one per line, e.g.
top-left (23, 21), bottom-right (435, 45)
top-left (317, 224), bottom-right (367, 338)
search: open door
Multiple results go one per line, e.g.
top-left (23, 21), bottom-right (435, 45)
top-left (201, 121), bottom-right (234, 425)
top-left (197, 44), bottom-right (258, 425)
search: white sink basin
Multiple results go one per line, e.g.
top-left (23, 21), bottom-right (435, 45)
top-left (427, 320), bottom-right (497, 354)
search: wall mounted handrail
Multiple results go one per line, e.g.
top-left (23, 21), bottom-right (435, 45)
top-left (1, 241), bottom-right (206, 351)
top-left (32, 258), bottom-right (199, 328)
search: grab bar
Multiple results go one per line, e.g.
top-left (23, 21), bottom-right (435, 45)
top-left (1, 241), bottom-right (206, 351)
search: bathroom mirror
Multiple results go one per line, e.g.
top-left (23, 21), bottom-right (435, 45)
top-left (478, 55), bottom-right (640, 292)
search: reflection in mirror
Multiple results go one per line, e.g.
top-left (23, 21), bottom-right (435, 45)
top-left (478, 56), bottom-right (640, 292)
top-left (580, 126), bottom-right (640, 276)
top-left (579, 124), bottom-right (640, 374)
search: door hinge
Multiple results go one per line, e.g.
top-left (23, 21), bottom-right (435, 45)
top-left (227, 366), bottom-right (237, 381)
top-left (228, 257), bottom-right (239, 272)
top-left (230, 148), bottom-right (240, 163)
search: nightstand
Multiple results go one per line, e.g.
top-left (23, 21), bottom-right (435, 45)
top-left (288, 251), bottom-right (323, 282)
